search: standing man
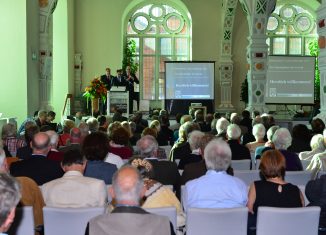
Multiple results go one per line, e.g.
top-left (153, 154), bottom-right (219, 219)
top-left (100, 68), bottom-right (114, 114)
top-left (125, 65), bottom-right (140, 114)
top-left (111, 69), bottom-right (127, 87)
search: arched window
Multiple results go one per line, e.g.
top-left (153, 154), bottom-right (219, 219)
top-left (267, 4), bottom-right (317, 55)
top-left (125, 2), bottom-right (191, 100)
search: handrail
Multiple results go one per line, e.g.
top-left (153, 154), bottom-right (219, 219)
top-left (62, 94), bottom-right (73, 117)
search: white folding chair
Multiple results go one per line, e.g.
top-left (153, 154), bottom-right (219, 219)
top-left (285, 171), bottom-right (312, 185)
top-left (8, 206), bottom-right (34, 235)
top-left (145, 207), bottom-right (177, 233)
top-left (231, 159), bottom-right (251, 170)
top-left (256, 206), bottom-right (320, 235)
top-left (233, 170), bottom-right (260, 186)
top-left (298, 185), bottom-right (309, 206)
top-left (186, 207), bottom-right (248, 235)
top-left (43, 207), bottom-right (105, 235)
top-left (255, 159), bottom-right (261, 170)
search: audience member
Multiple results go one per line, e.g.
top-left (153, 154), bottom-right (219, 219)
top-left (1, 123), bottom-right (24, 157)
top-left (311, 118), bottom-right (325, 135)
top-left (16, 124), bottom-right (39, 160)
top-left (58, 119), bottom-right (75, 147)
top-left (141, 127), bottom-right (167, 159)
top-left (46, 111), bottom-right (56, 123)
top-left (194, 110), bottom-right (210, 132)
top-left (97, 115), bottom-right (109, 132)
top-left (272, 128), bottom-right (303, 171)
top-left (82, 132), bottom-right (117, 184)
top-left (288, 124), bottom-right (312, 153)
top-left (78, 122), bottom-right (90, 143)
top-left (255, 125), bottom-right (279, 159)
top-left (184, 139), bottom-right (247, 211)
top-left (215, 117), bottom-right (230, 140)
top-left (158, 115), bottom-right (174, 145)
top-left (42, 149), bottom-right (107, 207)
top-left (227, 124), bottom-right (251, 161)
top-left (240, 110), bottom-right (253, 134)
top-left (0, 173), bottom-right (21, 234)
top-left (299, 134), bottom-right (325, 161)
top-left (86, 117), bottom-right (99, 133)
top-left (245, 123), bottom-right (266, 154)
top-left (129, 121), bottom-right (141, 146)
top-left (35, 110), bottom-right (49, 128)
top-left (170, 113), bottom-right (182, 132)
top-left (109, 127), bottom-right (133, 159)
top-left (10, 132), bottom-right (64, 185)
top-left (59, 127), bottom-right (82, 153)
top-left (247, 150), bottom-right (304, 233)
top-left (178, 130), bottom-right (204, 169)
top-left (46, 130), bottom-right (64, 162)
top-left (85, 165), bottom-right (175, 235)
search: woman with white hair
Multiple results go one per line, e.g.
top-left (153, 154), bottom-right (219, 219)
top-left (272, 128), bottom-right (303, 171)
top-left (215, 117), bottom-right (230, 140)
top-left (245, 123), bottom-right (266, 154)
top-left (299, 134), bottom-right (325, 161)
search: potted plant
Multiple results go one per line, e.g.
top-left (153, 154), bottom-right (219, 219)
top-left (83, 78), bottom-right (107, 115)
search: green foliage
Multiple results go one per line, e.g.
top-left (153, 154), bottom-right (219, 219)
top-left (122, 38), bottom-right (138, 74)
top-left (308, 39), bottom-right (320, 102)
top-left (240, 76), bottom-right (249, 104)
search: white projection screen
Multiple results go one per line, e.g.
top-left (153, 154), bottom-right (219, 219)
top-left (165, 61), bottom-right (215, 100)
top-left (265, 56), bottom-right (315, 104)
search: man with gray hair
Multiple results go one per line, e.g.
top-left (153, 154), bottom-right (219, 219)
top-left (136, 135), bottom-right (180, 194)
top-left (0, 173), bottom-right (21, 233)
top-left (85, 165), bottom-right (175, 235)
top-left (227, 124), bottom-right (251, 161)
top-left (46, 130), bottom-right (64, 162)
top-left (184, 139), bottom-right (247, 211)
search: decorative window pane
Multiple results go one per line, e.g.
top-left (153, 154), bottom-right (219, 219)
top-left (126, 3), bottom-right (191, 100)
top-left (289, 37), bottom-right (302, 54)
top-left (267, 16), bottom-right (278, 31)
top-left (273, 38), bottom-right (286, 54)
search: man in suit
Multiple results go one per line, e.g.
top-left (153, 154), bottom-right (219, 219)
top-left (124, 65), bottom-right (140, 113)
top-left (136, 135), bottom-right (180, 196)
top-left (227, 124), bottom-right (251, 161)
top-left (111, 69), bottom-right (127, 88)
top-left (42, 149), bottom-right (107, 208)
top-left (10, 132), bottom-right (64, 185)
top-left (100, 67), bottom-right (114, 114)
top-left (0, 173), bottom-right (21, 234)
top-left (85, 165), bottom-right (175, 235)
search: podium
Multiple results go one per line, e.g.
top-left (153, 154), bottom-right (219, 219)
top-left (107, 87), bottom-right (129, 117)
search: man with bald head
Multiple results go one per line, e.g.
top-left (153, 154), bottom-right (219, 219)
top-left (10, 132), bottom-right (64, 185)
top-left (86, 165), bottom-right (175, 235)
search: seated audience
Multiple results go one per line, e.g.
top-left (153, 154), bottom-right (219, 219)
top-left (169, 113), bottom-right (182, 132)
top-left (82, 132), bottom-right (117, 184)
top-left (288, 124), bottom-right (312, 153)
top-left (311, 118), bottom-right (325, 135)
top-left (194, 110), bottom-right (210, 132)
top-left (35, 110), bottom-right (49, 128)
top-left (1, 123), bottom-right (24, 157)
top-left (245, 123), bottom-right (266, 154)
top-left (86, 117), bottom-right (99, 133)
top-left (272, 128), bottom-right (303, 171)
top-left (227, 124), bottom-right (251, 161)
top-left (59, 127), bottom-right (82, 153)
top-left (150, 120), bottom-right (168, 146)
top-left (299, 134), bottom-right (325, 161)
top-left (109, 127), bottom-right (133, 159)
top-left (0, 173), bottom-right (21, 234)
top-left (230, 113), bottom-right (248, 136)
top-left (141, 127), bottom-right (167, 159)
top-left (255, 125), bottom-right (279, 159)
top-left (240, 110), bottom-right (253, 134)
top-left (11, 132), bottom-right (64, 185)
top-left (97, 115), bottom-right (109, 132)
top-left (85, 166), bottom-right (175, 235)
top-left (247, 150), bottom-right (304, 233)
top-left (136, 135), bottom-right (180, 195)
top-left (130, 158), bottom-right (185, 228)
top-left (184, 139), bottom-right (247, 211)
top-left (58, 119), bottom-right (75, 147)
top-left (129, 121), bottom-right (140, 146)
top-left (158, 115), bottom-right (174, 145)
top-left (215, 117), bottom-right (230, 140)
top-left (16, 124), bottom-right (39, 160)
top-left (42, 149), bottom-right (107, 208)
top-left (178, 130), bottom-right (204, 169)
top-left (78, 122), bottom-right (90, 143)
top-left (169, 121), bottom-right (200, 162)
top-left (46, 130), bottom-right (64, 162)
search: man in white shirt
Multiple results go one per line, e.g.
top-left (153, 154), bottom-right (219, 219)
top-left (184, 139), bottom-right (247, 211)
top-left (42, 149), bottom-right (107, 208)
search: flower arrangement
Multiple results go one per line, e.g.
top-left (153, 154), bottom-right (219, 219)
top-left (83, 78), bottom-right (108, 103)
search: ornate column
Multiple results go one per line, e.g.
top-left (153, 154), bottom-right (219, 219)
top-left (39, 0), bottom-right (58, 111)
top-left (239, 0), bottom-right (276, 113)
top-left (74, 54), bottom-right (83, 113)
top-left (316, 0), bottom-right (326, 122)
top-left (217, 0), bottom-right (238, 113)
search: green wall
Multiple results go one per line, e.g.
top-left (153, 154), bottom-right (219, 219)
top-left (0, 0), bottom-right (29, 124)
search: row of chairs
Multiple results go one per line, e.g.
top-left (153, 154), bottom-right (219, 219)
top-left (10, 206), bottom-right (320, 235)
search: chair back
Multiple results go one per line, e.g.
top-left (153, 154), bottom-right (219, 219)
top-left (298, 185), bottom-right (309, 206)
top-left (145, 207), bottom-right (177, 233)
top-left (7, 206), bottom-right (34, 235)
top-left (186, 207), bottom-right (248, 235)
top-left (300, 159), bottom-right (310, 170)
top-left (231, 159), bottom-right (251, 170)
top-left (233, 170), bottom-right (260, 186)
top-left (285, 171), bottom-right (312, 185)
top-left (256, 206), bottom-right (320, 235)
top-left (43, 206), bottom-right (105, 235)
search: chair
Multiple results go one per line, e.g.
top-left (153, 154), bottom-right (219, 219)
top-left (298, 185), bottom-right (309, 206)
top-left (231, 159), bottom-right (251, 170)
top-left (301, 159), bottom-right (310, 170)
top-left (186, 207), bottom-right (248, 235)
top-left (255, 159), bottom-right (261, 170)
top-left (160, 145), bottom-right (172, 157)
top-left (43, 206), bottom-right (105, 235)
top-left (145, 207), bottom-right (177, 233)
top-left (285, 171), bottom-right (312, 185)
top-left (233, 170), bottom-right (260, 186)
top-left (7, 206), bottom-right (34, 235)
top-left (256, 206), bottom-right (320, 235)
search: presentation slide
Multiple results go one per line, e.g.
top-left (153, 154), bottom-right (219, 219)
top-left (165, 62), bottom-right (215, 100)
top-left (265, 56), bottom-right (315, 104)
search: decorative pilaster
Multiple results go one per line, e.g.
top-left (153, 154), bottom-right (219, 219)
top-left (315, 1), bottom-right (326, 122)
top-left (239, 0), bottom-right (276, 113)
top-left (39, 0), bottom-right (58, 111)
top-left (74, 54), bottom-right (83, 112)
top-left (217, 0), bottom-right (238, 113)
